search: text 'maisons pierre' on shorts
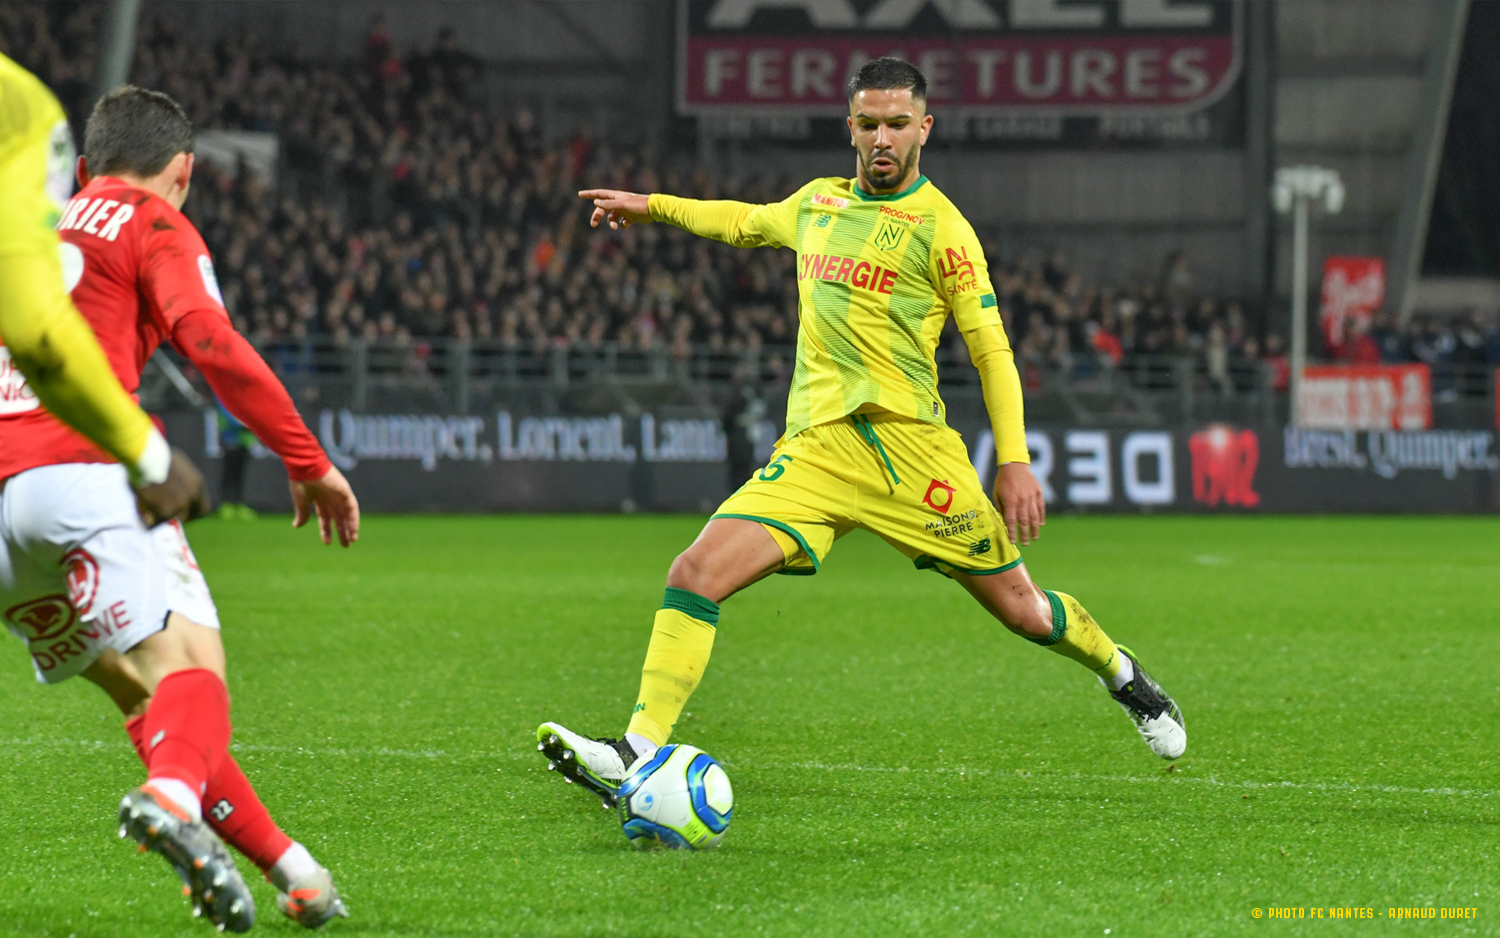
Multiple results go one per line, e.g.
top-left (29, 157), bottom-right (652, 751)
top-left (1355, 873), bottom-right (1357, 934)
top-left (713, 412), bottom-right (1022, 578)
top-left (0, 463), bottom-right (219, 683)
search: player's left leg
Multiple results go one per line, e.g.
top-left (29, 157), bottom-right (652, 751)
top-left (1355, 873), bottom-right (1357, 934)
top-left (852, 415), bottom-right (1185, 759)
top-left (951, 565), bottom-right (1184, 759)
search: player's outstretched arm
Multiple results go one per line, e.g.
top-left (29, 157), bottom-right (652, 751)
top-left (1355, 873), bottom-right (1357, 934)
top-left (579, 186), bottom-right (797, 249)
top-left (291, 466), bottom-right (360, 547)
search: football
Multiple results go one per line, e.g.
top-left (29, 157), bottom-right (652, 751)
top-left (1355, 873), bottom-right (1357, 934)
top-left (617, 744), bottom-right (733, 850)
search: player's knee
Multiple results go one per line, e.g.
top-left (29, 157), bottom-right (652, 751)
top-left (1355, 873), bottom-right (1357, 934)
top-left (665, 550), bottom-right (714, 598)
top-left (995, 592), bottom-right (1053, 640)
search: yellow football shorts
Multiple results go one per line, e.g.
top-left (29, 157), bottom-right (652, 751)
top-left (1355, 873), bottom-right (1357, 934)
top-left (714, 412), bottom-right (1022, 577)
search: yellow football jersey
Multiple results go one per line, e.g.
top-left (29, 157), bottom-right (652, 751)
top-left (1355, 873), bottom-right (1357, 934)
top-left (0, 53), bottom-right (156, 471)
top-left (650, 174), bottom-right (1028, 464)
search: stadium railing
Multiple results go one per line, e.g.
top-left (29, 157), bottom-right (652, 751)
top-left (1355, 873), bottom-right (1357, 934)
top-left (143, 336), bottom-right (1498, 430)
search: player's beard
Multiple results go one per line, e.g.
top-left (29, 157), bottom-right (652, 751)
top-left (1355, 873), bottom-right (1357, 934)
top-left (861, 144), bottom-right (918, 193)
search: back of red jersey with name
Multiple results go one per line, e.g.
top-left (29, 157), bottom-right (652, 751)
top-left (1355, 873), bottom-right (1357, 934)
top-left (0, 177), bottom-right (223, 480)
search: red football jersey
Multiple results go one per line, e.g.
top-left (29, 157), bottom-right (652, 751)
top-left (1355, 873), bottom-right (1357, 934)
top-left (0, 176), bottom-right (330, 482)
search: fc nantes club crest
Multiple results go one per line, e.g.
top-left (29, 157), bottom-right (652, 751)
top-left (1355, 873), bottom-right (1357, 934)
top-left (872, 205), bottom-right (923, 252)
top-left (873, 217), bottom-right (906, 251)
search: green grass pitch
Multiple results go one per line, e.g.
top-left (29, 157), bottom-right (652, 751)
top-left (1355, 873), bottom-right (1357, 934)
top-left (1, 515), bottom-right (1497, 937)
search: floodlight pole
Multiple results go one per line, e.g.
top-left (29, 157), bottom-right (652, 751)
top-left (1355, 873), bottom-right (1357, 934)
top-left (93, 0), bottom-right (141, 105)
top-left (1273, 166), bottom-right (1344, 425)
top-left (1290, 191), bottom-right (1309, 417)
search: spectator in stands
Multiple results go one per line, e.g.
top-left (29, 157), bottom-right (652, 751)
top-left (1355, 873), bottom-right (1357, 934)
top-left (1485, 312), bottom-right (1500, 365)
top-left (1369, 311), bottom-right (1408, 363)
top-left (1338, 318), bottom-right (1382, 365)
top-left (1410, 317), bottom-right (1458, 398)
top-left (1262, 334), bottom-right (1290, 392)
top-left (1205, 321), bottom-right (1232, 395)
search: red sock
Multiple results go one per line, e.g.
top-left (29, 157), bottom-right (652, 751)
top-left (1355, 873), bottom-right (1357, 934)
top-left (140, 668), bottom-right (231, 798)
top-left (202, 756), bottom-right (294, 872)
top-left (125, 713), bottom-right (149, 763)
top-left (125, 706), bottom-right (294, 873)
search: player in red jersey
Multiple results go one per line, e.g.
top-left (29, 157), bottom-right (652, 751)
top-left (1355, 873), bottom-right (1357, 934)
top-left (0, 87), bottom-right (356, 931)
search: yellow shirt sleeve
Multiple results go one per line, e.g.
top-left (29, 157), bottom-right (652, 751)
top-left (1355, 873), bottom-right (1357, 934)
top-left (647, 180), bottom-right (815, 249)
top-left (0, 56), bottom-right (155, 469)
top-left (930, 211), bottom-right (1029, 465)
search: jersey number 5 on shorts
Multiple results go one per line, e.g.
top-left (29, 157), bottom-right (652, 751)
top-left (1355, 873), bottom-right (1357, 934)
top-left (758, 455), bottom-right (793, 481)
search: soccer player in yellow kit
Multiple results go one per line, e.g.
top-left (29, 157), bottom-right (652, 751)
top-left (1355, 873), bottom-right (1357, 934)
top-left (0, 54), bottom-right (203, 520)
top-left (538, 59), bottom-right (1185, 805)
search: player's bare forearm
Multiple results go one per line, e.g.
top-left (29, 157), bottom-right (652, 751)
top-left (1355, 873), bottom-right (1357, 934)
top-left (993, 462), bottom-right (1045, 547)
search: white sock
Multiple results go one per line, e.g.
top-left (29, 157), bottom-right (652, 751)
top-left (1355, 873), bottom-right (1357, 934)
top-left (268, 841), bottom-right (320, 891)
top-left (625, 733), bottom-right (658, 762)
top-left (145, 777), bottom-right (202, 822)
top-left (1108, 654), bottom-right (1136, 692)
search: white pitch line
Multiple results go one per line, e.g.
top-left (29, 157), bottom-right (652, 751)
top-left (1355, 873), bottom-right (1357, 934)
top-left (0, 737), bottom-right (531, 762)
top-left (782, 761), bottom-right (1500, 800)
top-left (4, 738), bottom-right (1494, 800)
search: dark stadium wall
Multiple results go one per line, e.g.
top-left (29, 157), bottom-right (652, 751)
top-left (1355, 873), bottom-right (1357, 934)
top-left (161, 411), bottom-right (1500, 515)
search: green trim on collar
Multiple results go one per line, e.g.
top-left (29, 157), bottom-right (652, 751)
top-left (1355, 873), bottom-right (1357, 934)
top-left (852, 175), bottom-right (929, 202)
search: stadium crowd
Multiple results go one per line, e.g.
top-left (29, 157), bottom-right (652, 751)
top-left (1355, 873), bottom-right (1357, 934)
top-left (5, 2), bottom-right (1499, 394)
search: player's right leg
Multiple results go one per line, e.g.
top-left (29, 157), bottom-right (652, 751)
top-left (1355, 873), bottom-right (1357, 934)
top-left (538, 517), bottom-right (785, 807)
top-left (539, 434), bottom-right (850, 806)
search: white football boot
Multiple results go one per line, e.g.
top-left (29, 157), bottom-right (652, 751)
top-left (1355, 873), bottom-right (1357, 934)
top-left (276, 866), bottom-right (349, 929)
top-left (1103, 646), bottom-right (1187, 760)
top-left (536, 722), bottom-right (640, 808)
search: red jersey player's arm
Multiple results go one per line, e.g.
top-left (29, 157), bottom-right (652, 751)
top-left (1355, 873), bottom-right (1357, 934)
top-left (137, 216), bottom-right (331, 481)
top-left (170, 311), bottom-right (331, 481)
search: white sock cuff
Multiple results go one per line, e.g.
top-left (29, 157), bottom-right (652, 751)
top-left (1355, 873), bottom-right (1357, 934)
top-left (1109, 652), bottom-right (1136, 691)
top-left (269, 841), bottom-right (320, 892)
top-left (145, 777), bottom-right (203, 822)
top-left (625, 732), bottom-right (658, 761)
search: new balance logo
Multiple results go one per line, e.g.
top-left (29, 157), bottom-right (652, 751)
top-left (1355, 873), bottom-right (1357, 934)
top-left (209, 799), bottom-right (235, 822)
top-left (633, 702), bottom-right (647, 713)
top-left (967, 538), bottom-right (991, 557)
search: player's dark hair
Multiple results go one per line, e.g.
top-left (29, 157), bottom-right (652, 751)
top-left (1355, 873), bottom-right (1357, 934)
top-left (84, 86), bottom-right (194, 178)
top-left (845, 57), bottom-right (927, 104)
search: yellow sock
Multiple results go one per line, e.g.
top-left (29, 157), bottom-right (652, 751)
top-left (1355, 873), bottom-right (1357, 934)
top-left (625, 588), bottom-right (718, 747)
top-left (1030, 590), bottom-right (1124, 682)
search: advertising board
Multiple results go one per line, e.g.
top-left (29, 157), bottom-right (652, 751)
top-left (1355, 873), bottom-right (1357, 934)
top-left (678, 0), bottom-right (1244, 147)
top-left (1296, 364), bottom-right (1432, 432)
top-left (165, 409), bottom-right (1499, 515)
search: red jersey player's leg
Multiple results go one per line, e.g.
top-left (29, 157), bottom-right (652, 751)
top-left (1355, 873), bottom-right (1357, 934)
top-left (0, 463), bottom-right (256, 931)
top-left (93, 522), bottom-right (351, 930)
top-left (0, 463), bottom-right (345, 930)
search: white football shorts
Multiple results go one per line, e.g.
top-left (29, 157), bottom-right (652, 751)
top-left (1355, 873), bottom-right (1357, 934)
top-left (0, 462), bottom-right (219, 684)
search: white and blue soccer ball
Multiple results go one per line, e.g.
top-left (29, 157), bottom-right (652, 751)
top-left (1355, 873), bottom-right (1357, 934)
top-left (617, 744), bottom-right (733, 849)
